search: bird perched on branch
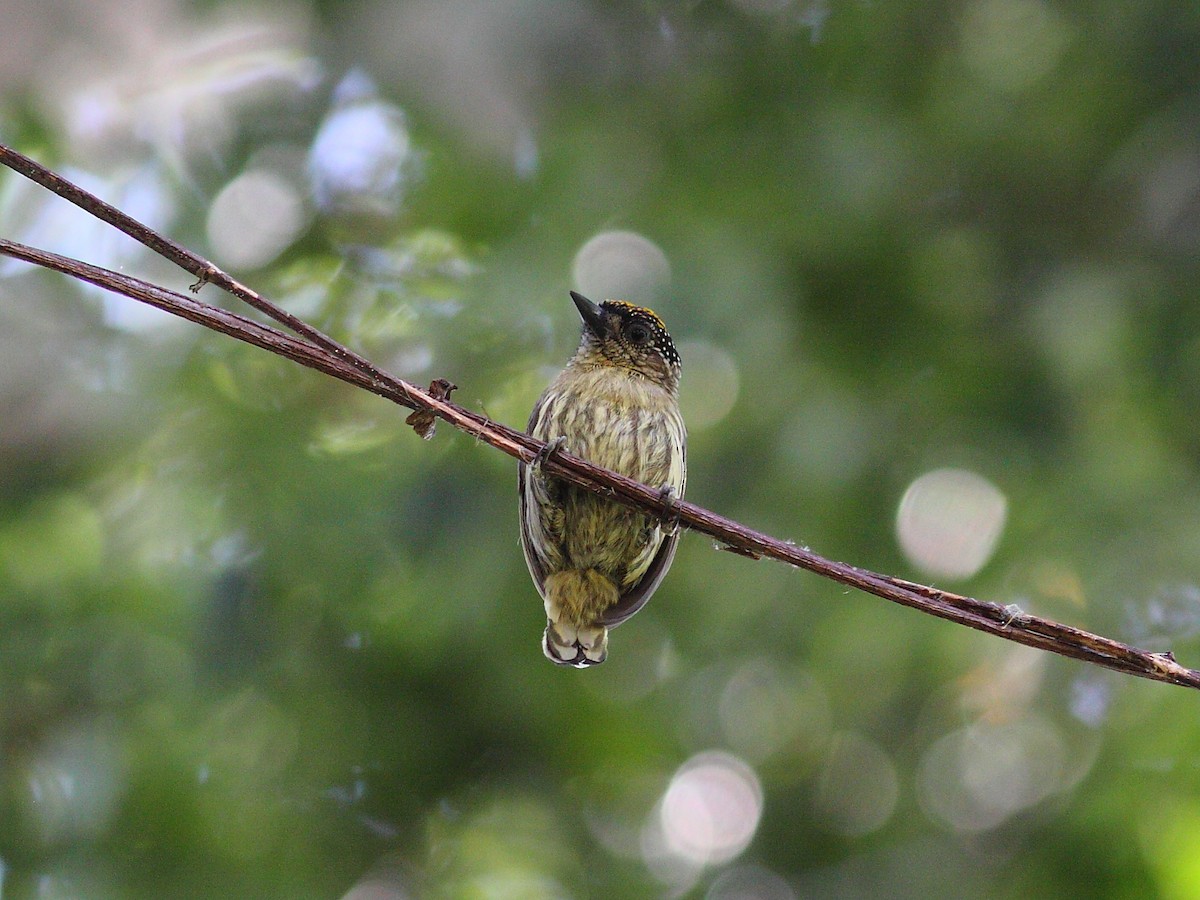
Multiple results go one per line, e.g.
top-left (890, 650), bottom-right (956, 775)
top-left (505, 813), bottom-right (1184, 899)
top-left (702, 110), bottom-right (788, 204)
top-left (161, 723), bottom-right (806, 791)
top-left (519, 291), bottom-right (687, 667)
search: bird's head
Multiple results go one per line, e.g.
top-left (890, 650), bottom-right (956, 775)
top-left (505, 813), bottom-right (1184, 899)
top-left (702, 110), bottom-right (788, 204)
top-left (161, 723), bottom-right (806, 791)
top-left (569, 291), bottom-right (681, 392)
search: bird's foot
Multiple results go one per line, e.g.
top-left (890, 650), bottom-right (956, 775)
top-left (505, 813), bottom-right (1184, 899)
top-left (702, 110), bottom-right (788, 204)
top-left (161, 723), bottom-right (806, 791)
top-left (532, 436), bottom-right (568, 473)
top-left (657, 484), bottom-right (682, 536)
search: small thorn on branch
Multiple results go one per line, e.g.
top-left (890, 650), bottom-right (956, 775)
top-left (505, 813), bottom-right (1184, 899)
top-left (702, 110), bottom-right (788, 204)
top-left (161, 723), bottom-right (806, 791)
top-left (716, 541), bottom-right (762, 560)
top-left (190, 265), bottom-right (220, 293)
top-left (405, 378), bottom-right (457, 440)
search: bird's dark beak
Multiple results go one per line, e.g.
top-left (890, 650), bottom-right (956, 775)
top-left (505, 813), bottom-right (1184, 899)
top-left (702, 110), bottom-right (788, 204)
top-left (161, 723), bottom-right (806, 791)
top-left (570, 291), bottom-right (607, 337)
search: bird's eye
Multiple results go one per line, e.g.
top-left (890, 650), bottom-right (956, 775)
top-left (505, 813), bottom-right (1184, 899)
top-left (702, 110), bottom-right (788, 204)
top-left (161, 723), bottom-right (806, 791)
top-left (627, 323), bottom-right (650, 344)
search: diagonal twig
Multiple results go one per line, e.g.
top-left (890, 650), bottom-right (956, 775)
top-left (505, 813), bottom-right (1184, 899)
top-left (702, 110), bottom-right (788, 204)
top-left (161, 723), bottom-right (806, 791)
top-left (2, 145), bottom-right (1199, 690)
top-left (0, 143), bottom-right (417, 406)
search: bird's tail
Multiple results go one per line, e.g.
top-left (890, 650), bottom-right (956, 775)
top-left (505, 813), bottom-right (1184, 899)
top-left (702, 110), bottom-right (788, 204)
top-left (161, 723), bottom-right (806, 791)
top-left (542, 569), bottom-right (617, 667)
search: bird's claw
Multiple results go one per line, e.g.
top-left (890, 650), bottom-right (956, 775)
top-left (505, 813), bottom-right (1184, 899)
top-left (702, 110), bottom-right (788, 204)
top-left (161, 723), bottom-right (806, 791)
top-left (657, 484), bottom-right (682, 536)
top-left (532, 436), bottom-right (568, 472)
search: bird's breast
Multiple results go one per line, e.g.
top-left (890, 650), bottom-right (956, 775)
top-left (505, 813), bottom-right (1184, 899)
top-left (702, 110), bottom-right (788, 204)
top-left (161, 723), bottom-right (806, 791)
top-left (533, 366), bottom-right (682, 487)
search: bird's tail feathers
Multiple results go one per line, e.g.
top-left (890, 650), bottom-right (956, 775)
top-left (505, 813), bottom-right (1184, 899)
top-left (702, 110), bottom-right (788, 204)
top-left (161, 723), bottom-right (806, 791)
top-left (542, 568), bottom-right (617, 667)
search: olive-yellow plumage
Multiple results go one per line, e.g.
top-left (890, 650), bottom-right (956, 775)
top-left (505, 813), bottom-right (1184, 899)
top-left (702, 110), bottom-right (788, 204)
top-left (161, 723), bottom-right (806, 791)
top-left (519, 291), bottom-right (686, 667)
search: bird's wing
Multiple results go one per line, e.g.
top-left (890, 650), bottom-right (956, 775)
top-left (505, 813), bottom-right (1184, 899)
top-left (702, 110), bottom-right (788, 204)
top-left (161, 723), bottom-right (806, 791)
top-left (599, 527), bottom-right (679, 627)
top-left (601, 409), bottom-right (686, 628)
top-left (518, 461), bottom-right (551, 600)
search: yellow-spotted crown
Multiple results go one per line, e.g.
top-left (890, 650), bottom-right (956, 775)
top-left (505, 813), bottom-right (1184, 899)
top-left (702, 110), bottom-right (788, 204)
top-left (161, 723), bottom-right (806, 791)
top-left (518, 291), bottom-right (687, 667)
top-left (576, 299), bottom-right (682, 384)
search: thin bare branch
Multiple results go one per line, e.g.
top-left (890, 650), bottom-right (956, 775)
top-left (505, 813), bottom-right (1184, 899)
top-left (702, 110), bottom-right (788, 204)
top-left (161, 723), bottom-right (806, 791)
top-left (0, 143), bottom-right (409, 399)
top-left (2, 145), bottom-right (1198, 690)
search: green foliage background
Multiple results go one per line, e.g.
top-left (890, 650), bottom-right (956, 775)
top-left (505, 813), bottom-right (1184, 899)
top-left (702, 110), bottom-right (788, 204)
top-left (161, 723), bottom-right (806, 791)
top-left (3, 1), bottom-right (1200, 897)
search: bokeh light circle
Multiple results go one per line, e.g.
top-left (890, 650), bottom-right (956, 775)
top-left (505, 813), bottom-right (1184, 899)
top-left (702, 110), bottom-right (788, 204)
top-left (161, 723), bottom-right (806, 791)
top-left (896, 468), bottom-right (1007, 580)
top-left (917, 717), bottom-right (1067, 833)
top-left (309, 76), bottom-right (414, 217)
top-left (814, 732), bottom-right (899, 836)
top-left (657, 751), bottom-right (763, 866)
top-left (206, 170), bottom-right (307, 271)
top-left (572, 230), bottom-right (671, 302)
top-left (960, 0), bottom-right (1069, 94)
top-left (678, 340), bottom-right (739, 431)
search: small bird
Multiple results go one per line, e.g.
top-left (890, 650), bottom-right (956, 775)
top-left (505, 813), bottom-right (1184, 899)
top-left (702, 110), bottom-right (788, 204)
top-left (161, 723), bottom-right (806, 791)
top-left (519, 291), bottom-right (687, 667)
